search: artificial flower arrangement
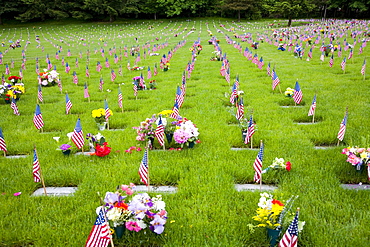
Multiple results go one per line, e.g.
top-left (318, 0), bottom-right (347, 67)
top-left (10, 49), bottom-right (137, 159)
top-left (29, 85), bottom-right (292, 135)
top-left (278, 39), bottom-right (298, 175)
top-left (284, 87), bottom-right (294, 97)
top-left (148, 80), bottom-right (157, 90)
top-left (86, 132), bottom-right (111, 157)
top-left (102, 183), bottom-right (167, 234)
top-left (163, 63), bottom-right (170, 71)
top-left (0, 82), bottom-right (25, 101)
top-left (38, 69), bottom-right (60, 86)
top-left (130, 66), bottom-right (144, 71)
top-left (132, 76), bottom-right (146, 90)
top-left (342, 146), bottom-right (370, 174)
top-left (132, 110), bottom-right (200, 149)
top-left (53, 134), bottom-right (73, 155)
top-left (262, 158), bottom-right (292, 174)
top-left (92, 108), bottom-right (113, 124)
top-left (8, 76), bottom-right (22, 85)
top-left (248, 193), bottom-right (302, 231)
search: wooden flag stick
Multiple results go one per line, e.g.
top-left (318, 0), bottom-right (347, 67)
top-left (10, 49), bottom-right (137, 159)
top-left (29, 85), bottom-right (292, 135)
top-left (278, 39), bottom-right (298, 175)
top-left (97, 192), bottom-right (115, 247)
top-left (259, 140), bottom-right (263, 192)
top-left (146, 142), bottom-right (150, 193)
top-left (312, 112), bottom-right (315, 123)
top-left (3, 150), bottom-right (6, 157)
top-left (35, 146), bottom-right (47, 196)
top-left (278, 84), bottom-right (282, 94)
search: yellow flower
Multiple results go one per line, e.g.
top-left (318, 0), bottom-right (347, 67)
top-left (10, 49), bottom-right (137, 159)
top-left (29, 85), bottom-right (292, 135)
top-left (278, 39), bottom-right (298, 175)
top-left (360, 152), bottom-right (368, 159)
top-left (158, 110), bottom-right (173, 116)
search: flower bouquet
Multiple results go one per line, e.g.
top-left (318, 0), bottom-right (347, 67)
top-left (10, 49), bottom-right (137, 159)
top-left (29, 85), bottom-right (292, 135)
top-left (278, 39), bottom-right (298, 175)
top-left (38, 69), bottom-right (60, 86)
top-left (8, 76), bottom-right (22, 85)
top-left (262, 158), bottom-right (291, 174)
top-left (148, 80), bottom-right (157, 90)
top-left (92, 108), bottom-right (113, 130)
top-left (132, 76), bottom-right (146, 90)
top-left (0, 82), bottom-right (25, 103)
top-left (284, 88), bottom-right (294, 97)
top-left (163, 63), bottom-right (170, 71)
top-left (101, 183), bottom-right (167, 237)
top-left (342, 146), bottom-right (370, 176)
top-left (86, 132), bottom-right (111, 157)
top-left (53, 135), bottom-right (73, 155)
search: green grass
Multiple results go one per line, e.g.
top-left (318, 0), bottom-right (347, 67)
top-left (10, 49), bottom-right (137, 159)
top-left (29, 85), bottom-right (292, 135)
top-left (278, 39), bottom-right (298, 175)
top-left (1, 18), bottom-right (370, 246)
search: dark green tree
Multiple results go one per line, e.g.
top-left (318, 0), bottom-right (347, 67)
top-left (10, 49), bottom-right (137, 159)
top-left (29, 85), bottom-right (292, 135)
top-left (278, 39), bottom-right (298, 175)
top-left (222, 0), bottom-right (254, 21)
top-left (0, 2), bottom-right (20, 24)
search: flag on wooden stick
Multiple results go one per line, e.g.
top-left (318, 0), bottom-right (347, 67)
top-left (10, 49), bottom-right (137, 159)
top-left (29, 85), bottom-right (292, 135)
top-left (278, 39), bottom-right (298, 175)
top-left (0, 127), bottom-right (7, 153)
top-left (253, 141), bottom-right (264, 183)
top-left (66, 93), bottom-right (72, 114)
top-left (278, 210), bottom-right (300, 247)
top-left (32, 148), bottom-right (41, 183)
top-left (337, 109), bottom-right (348, 142)
top-left (33, 104), bottom-right (44, 130)
top-left (85, 207), bottom-right (111, 247)
top-left (10, 98), bottom-right (20, 116)
top-left (139, 148), bottom-right (149, 186)
top-left (155, 115), bottom-right (165, 147)
top-left (72, 118), bottom-right (85, 149)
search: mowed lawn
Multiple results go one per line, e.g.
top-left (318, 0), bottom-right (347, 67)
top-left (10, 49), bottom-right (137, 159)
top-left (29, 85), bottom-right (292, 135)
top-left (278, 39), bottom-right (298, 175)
top-left (0, 18), bottom-right (370, 246)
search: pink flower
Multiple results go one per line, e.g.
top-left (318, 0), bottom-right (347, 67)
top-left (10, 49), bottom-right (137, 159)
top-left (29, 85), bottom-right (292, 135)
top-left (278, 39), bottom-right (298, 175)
top-left (341, 148), bottom-right (349, 154)
top-left (173, 129), bottom-right (190, 144)
top-left (357, 148), bottom-right (365, 153)
top-left (347, 154), bottom-right (361, 165)
top-left (136, 147), bottom-right (142, 151)
top-left (126, 221), bottom-right (142, 232)
top-left (121, 185), bottom-right (129, 191)
top-left (13, 192), bottom-right (22, 196)
top-left (129, 183), bottom-right (135, 188)
top-left (126, 188), bottom-right (133, 195)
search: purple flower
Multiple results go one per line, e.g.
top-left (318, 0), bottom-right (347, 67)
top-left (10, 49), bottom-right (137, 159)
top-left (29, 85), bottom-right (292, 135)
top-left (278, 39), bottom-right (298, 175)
top-left (104, 192), bottom-right (119, 204)
top-left (59, 144), bottom-right (71, 150)
top-left (173, 129), bottom-right (190, 144)
top-left (149, 214), bottom-right (166, 234)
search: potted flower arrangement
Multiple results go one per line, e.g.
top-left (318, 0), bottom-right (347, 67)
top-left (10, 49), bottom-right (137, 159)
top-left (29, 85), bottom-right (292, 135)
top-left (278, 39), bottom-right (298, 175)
top-left (132, 76), bottom-right (146, 90)
top-left (342, 146), bottom-right (370, 175)
top-left (148, 80), bottom-right (157, 90)
top-left (284, 88), bottom-right (294, 97)
top-left (53, 135), bottom-right (73, 155)
top-left (92, 108), bottom-right (113, 130)
top-left (86, 132), bottom-right (111, 157)
top-left (173, 117), bottom-right (200, 148)
top-left (38, 69), bottom-right (60, 86)
top-left (8, 76), bottom-right (22, 85)
top-left (262, 158), bottom-right (292, 173)
top-left (248, 193), bottom-right (301, 247)
top-left (0, 83), bottom-right (25, 103)
top-left (163, 63), bottom-right (170, 71)
top-left (101, 183), bottom-right (167, 239)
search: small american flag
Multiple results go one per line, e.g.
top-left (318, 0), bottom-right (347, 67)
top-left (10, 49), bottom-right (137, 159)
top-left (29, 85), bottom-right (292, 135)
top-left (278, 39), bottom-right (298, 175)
top-left (337, 47), bottom-right (342, 57)
top-left (235, 97), bottom-right (244, 121)
top-left (133, 83), bottom-right (138, 97)
top-left (118, 87), bottom-right (123, 109)
top-left (114, 54), bottom-right (118, 63)
top-left (111, 69), bottom-right (116, 82)
top-left (175, 86), bottom-right (184, 108)
top-left (85, 65), bottom-right (90, 78)
top-left (84, 82), bottom-right (90, 99)
top-left (229, 83), bottom-right (238, 105)
top-left (75, 58), bottom-right (79, 68)
top-left (267, 62), bottom-right (271, 76)
top-left (19, 68), bottom-right (23, 78)
top-left (85, 207), bottom-right (111, 247)
top-left (5, 64), bottom-right (10, 75)
top-left (155, 116), bottom-right (165, 146)
top-left (340, 57), bottom-right (346, 71)
top-left (258, 57), bottom-right (264, 70)
top-left (253, 142), bottom-right (264, 183)
top-left (244, 115), bottom-right (255, 144)
top-left (361, 59), bottom-right (366, 76)
top-left (73, 71), bottom-right (78, 84)
top-left (320, 52), bottom-right (325, 62)
top-left (104, 100), bottom-right (111, 122)
top-left (293, 81), bottom-right (303, 104)
top-left (71, 118), bottom-right (84, 149)
top-left (359, 46), bottom-right (363, 55)
top-left (252, 54), bottom-right (259, 64)
top-left (97, 61), bottom-right (102, 72)
top-left (66, 93), bottom-right (72, 114)
top-left (67, 49), bottom-right (71, 56)
top-left (65, 62), bottom-right (70, 73)
top-left (139, 149), bottom-right (149, 186)
top-left (99, 78), bottom-right (104, 91)
top-left (11, 98), bottom-right (20, 116)
top-left (225, 68), bottom-right (230, 84)
top-left (170, 102), bottom-right (180, 119)
top-left (32, 149), bottom-right (41, 183)
top-left (127, 61), bottom-right (131, 70)
top-left (272, 70), bottom-right (280, 90)
top-left (278, 211), bottom-right (299, 247)
top-left (337, 111), bottom-right (348, 141)
top-left (147, 66), bottom-right (152, 79)
top-left (348, 49), bottom-right (353, 60)
top-left (33, 104), bottom-right (44, 130)
top-left (154, 63), bottom-right (158, 76)
top-left (0, 127), bottom-right (7, 153)
top-left (308, 94), bottom-right (317, 116)
top-left (139, 73), bottom-right (144, 87)
top-left (118, 65), bottom-right (122, 76)
top-left (105, 58), bottom-right (110, 68)
top-left (35, 64), bottom-right (39, 74)
top-left (329, 55), bottom-right (334, 67)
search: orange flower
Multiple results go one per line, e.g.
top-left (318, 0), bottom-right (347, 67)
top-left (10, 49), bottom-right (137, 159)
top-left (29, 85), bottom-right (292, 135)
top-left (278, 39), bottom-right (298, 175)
top-left (272, 199), bottom-right (284, 207)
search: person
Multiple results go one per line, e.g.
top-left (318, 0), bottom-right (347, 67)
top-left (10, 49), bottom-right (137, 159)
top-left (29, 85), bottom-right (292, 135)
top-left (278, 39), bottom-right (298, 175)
top-left (294, 44), bottom-right (302, 59)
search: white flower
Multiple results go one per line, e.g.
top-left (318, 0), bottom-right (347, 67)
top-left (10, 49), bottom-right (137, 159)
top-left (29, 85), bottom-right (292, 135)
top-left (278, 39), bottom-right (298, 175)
top-left (41, 80), bottom-right (48, 86)
top-left (67, 132), bottom-right (74, 140)
top-left (136, 219), bottom-right (147, 229)
top-left (95, 132), bottom-right (104, 141)
top-left (53, 137), bottom-right (60, 142)
top-left (298, 221), bottom-right (305, 232)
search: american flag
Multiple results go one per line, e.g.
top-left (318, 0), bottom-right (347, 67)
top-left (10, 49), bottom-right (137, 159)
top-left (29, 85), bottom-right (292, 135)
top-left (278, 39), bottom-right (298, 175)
top-left (147, 66), bottom-right (152, 79)
top-left (229, 83), bottom-right (238, 105)
top-left (85, 65), bottom-right (90, 78)
top-left (5, 64), bottom-right (10, 75)
top-left (329, 55), bottom-right (334, 67)
top-left (85, 207), bottom-right (111, 247)
top-left (97, 61), bottom-right (102, 72)
top-left (73, 71), bottom-right (78, 84)
top-left (135, 52), bottom-right (141, 63)
top-left (348, 49), bottom-right (353, 60)
top-left (278, 211), bottom-right (299, 247)
top-left (0, 127), bottom-right (7, 153)
top-left (65, 62), bottom-right (70, 73)
top-left (111, 69), bottom-right (116, 82)
top-left (66, 93), bottom-right (72, 114)
top-left (67, 49), bottom-right (71, 56)
top-left (340, 57), bottom-right (346, 71)
top-left (35, 64), bottom-right (39, 74)
top-left (61, 57), bottom-right (64, 66)
top-left (235, 97), bottom-right (244, 121)
top-left (84, 82), bottom-right (90, 99)
top-left (99, 78), bottom-right (104, 91)
top-left (267, 62), bottom-right (271, 76)
top-left (361, 59), bottom-right (366, 76)
top-left (154, 63), bottom-right (158, 76)
top-left (244, 115), bottom-right (255, 144)
top-left (127, 61), bottom-right (131, 70)
top-left (118, 87), bottom-right (123, 109)
top-left (175, 86), bottom-right (184, 108)
top-left (252, 54), bottom-right (259, 64)
top-left (138, 149), bottom-right (149, 186)
top-left (337, 111), bottom-right (348, 141)
top-left (11, 98), bottom-right (20, 116)
top-left (253, 142), bottom-right (264, 183)
top-left (118, 65), bottom-right (122, 76)
top-left (72, 118), bottom-right (84, 149)
top-left (170, 102), bottom-right (180, 119)
top-left (359, 46), bottom-right (363, 55)
top-left (114, 54), bottom-right (118, 63)
top-left (133, 82), bottom-right (138, 97)
top-left (293, 81), bottom-right (303, 104)
top-left (105, 58), bottom-right (110, 68)
top-left (155, 116), bottom-right (165, 147)
top-left (32, 149), bottom-right (41, 183)
top-left (75, 58), bottom-right (79, 68)
top-left (33, 104), bottom-right (44, 130)
top-left (320, 52), bottom-right (325, 62)
top-left (308, 94), bottom-right (317, 116)
top-left (272, 70), bottom-right (280, 90)
top-left (19, 68), bottom-right (23, 78)
top-left (308, 48), bottom-right (312, 59)
top-left (104, 99), bottom-right (111, 122)
top-left (37, 84), bottom-right (43, 103)
top-left (337, 47), bottom-right (342, 57)
top-left (258, 57), bottom-right (264, 70)
top-left (225, 67), bottom-right (230, 84)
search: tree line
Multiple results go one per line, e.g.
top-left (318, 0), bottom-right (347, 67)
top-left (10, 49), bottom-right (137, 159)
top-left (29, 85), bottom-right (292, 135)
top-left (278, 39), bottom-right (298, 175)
top-left (1, 0), bottom-right (369, 25)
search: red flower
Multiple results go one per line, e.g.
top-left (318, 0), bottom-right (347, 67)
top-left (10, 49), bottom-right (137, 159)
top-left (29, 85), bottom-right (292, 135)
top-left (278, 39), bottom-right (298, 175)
top-left (272, 199), bottom-right (284, 206)
top-left (285, 161), bottom-right (291, 171)
top-left (93, 142), bottom-right (111, 157)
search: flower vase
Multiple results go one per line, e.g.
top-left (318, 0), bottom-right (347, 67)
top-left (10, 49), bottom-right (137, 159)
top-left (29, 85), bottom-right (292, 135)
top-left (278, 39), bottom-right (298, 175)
top-left (355, 164), bottom-right (364, 174)
top-left (188, 141), bottom-right (195, 148)
top-left (148, 137), bottom-right (154, 149)
top-left (267, 228), bottom-right (281, 247)
top-left (114, 226), bottom-right (125, 239)
top-left (242, 130), bottom-right (248, 142)
top-left (62, 150), bottom-right (71, 155)
top-left (163, 68), bottom-right (168, 72)
top-left (97, 122), bottom-right (107, 131)
top-left (4, 99), bottom-right (11, 104)
top-left (165, 133), bottom-right (173, 144)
